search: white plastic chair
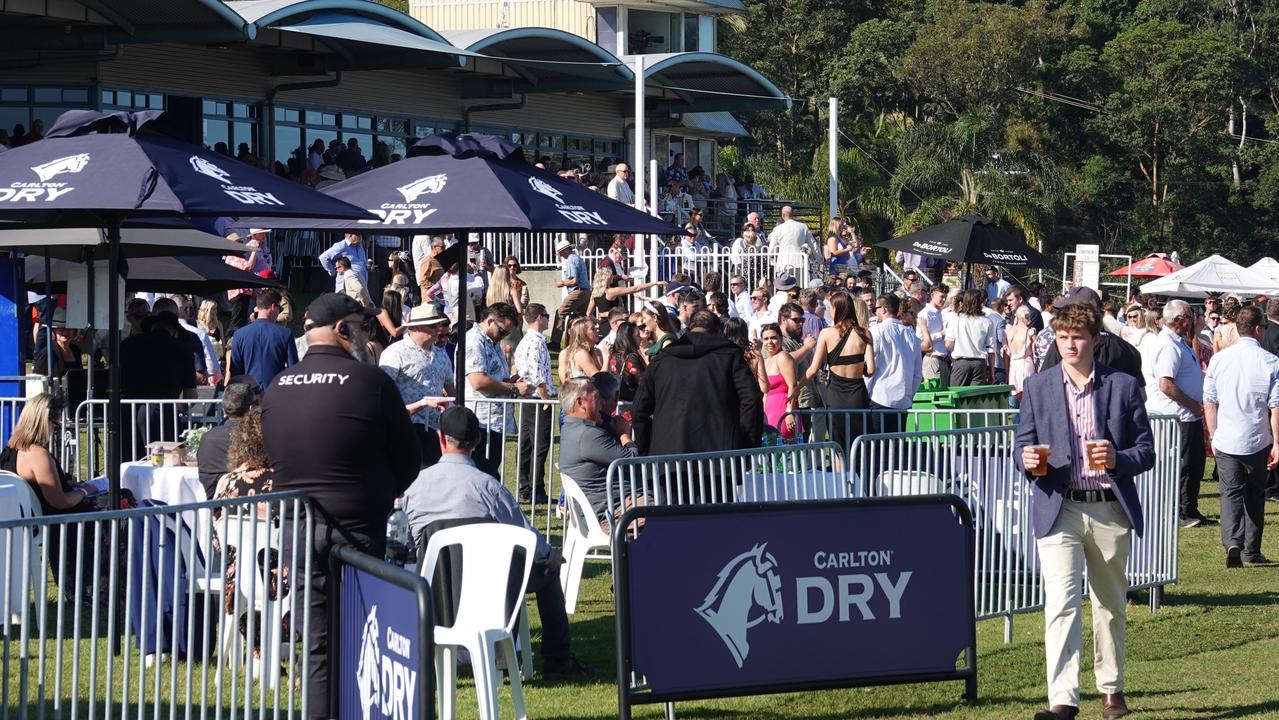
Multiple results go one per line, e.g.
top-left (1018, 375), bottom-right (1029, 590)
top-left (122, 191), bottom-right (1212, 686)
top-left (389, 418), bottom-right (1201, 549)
top-left (0, 471), bottom-right (42, 626)
top-left (220, 512), bottom-right (293, 689)
top-left (422, 524), bottom-right (536, 720)
top-left (558, 473), bottom-right (609, 614)
top-left (874, 470), bottom-right (943, 497)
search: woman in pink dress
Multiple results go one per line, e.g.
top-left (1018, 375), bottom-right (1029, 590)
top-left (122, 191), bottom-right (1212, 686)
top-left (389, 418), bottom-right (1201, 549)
top-left (1007, 305), bottom-right (1036, 405)
top-left (759, 323), bottom-right (798, 439)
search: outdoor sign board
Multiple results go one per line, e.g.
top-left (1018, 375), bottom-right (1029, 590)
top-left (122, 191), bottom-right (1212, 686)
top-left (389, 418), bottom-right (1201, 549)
top-left (1074, 244), bottom-right (1101, 290)
top-left (613, 497), bottom-right (976, 717)
top-left (334, 546), bottom-right (434, 720)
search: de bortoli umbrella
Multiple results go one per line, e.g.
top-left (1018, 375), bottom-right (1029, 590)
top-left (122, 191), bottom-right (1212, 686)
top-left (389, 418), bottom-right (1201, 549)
top-left (0, 109), bottom-right (373, 508)
top-left (242, 132), bottom-right (687, 404)
top-left (876, 213), bottom-right (1050, 267)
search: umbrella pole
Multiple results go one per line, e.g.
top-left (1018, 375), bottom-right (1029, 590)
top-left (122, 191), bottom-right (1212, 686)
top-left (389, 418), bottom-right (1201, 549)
top-left (84, 248), bottom-right (95, 401)
top-left (43, 250), bottom-right (53, 388)
top-left (106, 221), bottom-right (122, 510)
top-left (454, 234), bottom-right (467, 406)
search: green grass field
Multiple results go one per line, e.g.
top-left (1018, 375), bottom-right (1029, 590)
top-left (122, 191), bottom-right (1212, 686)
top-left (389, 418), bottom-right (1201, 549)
top-left (501, 470), bottom-right (1279, 720)
top-left (27, 440), bottom-right (1279, 719)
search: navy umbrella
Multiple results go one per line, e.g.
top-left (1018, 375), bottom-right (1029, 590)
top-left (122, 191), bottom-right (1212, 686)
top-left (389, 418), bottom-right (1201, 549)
top-left (241, 132), bottom-right (686, 403)
top-left (0, 109), bottom-right (372, 507)
top-left (241, 132), bottom-right (683, 234)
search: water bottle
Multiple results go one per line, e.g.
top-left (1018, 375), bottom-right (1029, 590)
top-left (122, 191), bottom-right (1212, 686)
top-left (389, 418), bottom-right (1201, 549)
top-left (384, 498), bottom-right (411, 567)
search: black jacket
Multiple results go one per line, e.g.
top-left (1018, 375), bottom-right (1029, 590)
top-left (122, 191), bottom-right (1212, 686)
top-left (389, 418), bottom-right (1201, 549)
top-left (632, 331), bottom-right (763, 455)
top-left (1264, 318), bottom-right (1279, 358)
top-left (196, 417), bottom-right (241, 498)
top-left (1040, 331), bottom-right (1143, 385)
top-left (261, 345), bottom-right (420, 546)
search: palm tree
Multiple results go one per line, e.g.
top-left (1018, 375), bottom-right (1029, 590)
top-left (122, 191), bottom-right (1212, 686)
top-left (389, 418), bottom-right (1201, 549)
top-left (886, 111), bottom-right (1064, 251)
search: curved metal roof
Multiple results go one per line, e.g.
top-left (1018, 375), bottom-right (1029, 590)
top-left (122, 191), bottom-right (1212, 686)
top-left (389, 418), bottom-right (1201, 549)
top-left (446, 27), bottom-right (632, 88)
top-left (230, 0), bottom-right (448, 43)
top-left (630, 52), bottom-right (790, 113)
top-left (228, 0), bottom-right (468, 71)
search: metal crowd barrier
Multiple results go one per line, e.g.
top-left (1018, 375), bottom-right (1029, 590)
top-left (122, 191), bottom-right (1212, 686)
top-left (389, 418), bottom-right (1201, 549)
top-left (0, 491), bottom-right (314, 718)
top-left (461, 396), bottom-right (565, 534)
top-left (604, 442), bottom-right (846, 518)
top-left (785, 407), bottom-right (1018, 454)
top-left (69, 398), bottom-right (226, 481)
top-left (847, 415), bottom-right (1182, 642)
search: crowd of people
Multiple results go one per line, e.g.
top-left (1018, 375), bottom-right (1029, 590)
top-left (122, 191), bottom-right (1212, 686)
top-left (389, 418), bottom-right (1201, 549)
top-left (21, 195), bottom-right (1279, 720)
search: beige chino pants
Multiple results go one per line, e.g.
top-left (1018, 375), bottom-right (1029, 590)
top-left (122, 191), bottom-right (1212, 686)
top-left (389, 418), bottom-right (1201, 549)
top-left (1035, 499), bottom-right (1132, 708)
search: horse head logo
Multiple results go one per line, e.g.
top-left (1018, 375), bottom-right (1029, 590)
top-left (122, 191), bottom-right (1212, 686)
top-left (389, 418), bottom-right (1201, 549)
top-left (190, 155), bottom-right (232, 183)
top-left (396, 174), bottom-right (447, 202)
top-left (694, 543), bottom-right (784, 668)
top-left (31, 154), bottom-right (90, 182)
top-left (355, 606), bottom-right (382, 720)
top-left (528, 176), bottom-right (564, 203)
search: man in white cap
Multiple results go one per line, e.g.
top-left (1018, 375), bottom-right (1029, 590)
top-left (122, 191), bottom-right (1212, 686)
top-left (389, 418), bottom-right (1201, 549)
top-left (380, 303), bottom-right (455, 467)
top-left (319, 232), bottom-right (368, 293)
top-left (551, 236), bottom-right (589, 348)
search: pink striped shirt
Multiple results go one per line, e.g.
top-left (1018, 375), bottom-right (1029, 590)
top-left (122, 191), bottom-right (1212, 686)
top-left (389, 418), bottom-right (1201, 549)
top-left (1062, 366), bottom-right (1110, 491)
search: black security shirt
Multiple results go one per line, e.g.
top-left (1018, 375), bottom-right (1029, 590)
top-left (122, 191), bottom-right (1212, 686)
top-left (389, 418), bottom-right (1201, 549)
top-left (260, 344), bottom-right (420, 545)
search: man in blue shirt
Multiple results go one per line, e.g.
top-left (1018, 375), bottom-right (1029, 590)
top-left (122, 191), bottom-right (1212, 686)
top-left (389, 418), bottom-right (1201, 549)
top-left (550, 236), bottom-right (589, 349)
top-left (318, 233), bottom-right (368, 293)
top-left (229, 289), bottom-right (297, 390)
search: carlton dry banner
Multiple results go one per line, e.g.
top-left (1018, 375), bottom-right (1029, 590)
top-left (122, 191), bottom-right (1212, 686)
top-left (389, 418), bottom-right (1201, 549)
top-left (613, 497), bottom-right (976, 716)
top-left (334, 547), bottom-right (434, 720)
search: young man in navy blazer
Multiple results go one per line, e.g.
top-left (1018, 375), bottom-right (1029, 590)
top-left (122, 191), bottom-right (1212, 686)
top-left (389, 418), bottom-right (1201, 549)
top-left (1015, 302), bottom-right (1155, 720)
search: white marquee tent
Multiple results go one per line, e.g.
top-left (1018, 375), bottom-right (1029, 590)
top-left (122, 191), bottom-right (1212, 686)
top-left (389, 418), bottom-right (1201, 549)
top-left (1139, 254), bottom-right (1279, 298)
top-left (1248, 257), bottom-right (1279, 286)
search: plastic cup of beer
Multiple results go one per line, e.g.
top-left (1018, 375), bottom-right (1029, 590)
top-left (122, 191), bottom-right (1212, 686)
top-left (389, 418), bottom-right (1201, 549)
top-left (1028, 445), bottom-right (1050, 477)
top-left (1085, 439), bottom-right (1107, 471)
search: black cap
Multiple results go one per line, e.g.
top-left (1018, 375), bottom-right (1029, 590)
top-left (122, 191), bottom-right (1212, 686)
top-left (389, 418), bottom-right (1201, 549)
top-left (306, 293), bottom-right (377, 326)
top-left (439, 406), bottom-right (481, 444)
top-left (1052, 286), bottom-right (1102, 310)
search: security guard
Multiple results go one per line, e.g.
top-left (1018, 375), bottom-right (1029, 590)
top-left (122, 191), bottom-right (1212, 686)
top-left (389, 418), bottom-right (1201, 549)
top-left (260, 292), bottom-right (420, 720)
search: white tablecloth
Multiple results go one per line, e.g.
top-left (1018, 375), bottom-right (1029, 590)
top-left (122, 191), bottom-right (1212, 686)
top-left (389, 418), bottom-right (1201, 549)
top-left (121, 461), bottom-right (207, 506)
top-left (120, 461), bottom-right (214, 566)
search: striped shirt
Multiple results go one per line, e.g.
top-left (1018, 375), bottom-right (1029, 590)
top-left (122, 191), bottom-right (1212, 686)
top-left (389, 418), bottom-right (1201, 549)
top-left (1062, 365), bottom-right (1109, 490)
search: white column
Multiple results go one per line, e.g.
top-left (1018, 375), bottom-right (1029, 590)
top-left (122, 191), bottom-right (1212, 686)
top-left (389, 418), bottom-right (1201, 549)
top-left (634, 54), bottom-right (646, 215)
top-left (828, 96), bottom-right (838, 219)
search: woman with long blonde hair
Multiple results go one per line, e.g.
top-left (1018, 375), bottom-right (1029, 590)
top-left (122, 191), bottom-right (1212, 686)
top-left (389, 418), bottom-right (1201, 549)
top-left (557, 316), bottom-right (603, 383)
top-left (1, 393), bottom-right (91, 513)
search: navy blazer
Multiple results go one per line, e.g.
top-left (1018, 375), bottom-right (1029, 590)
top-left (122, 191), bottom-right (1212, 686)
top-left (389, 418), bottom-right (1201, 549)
top-left (1014, 362), bottom-right (1155, 538)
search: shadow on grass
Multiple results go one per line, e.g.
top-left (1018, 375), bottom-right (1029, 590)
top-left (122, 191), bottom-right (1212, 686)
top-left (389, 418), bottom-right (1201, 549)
top-left (1161, 590), bottom-right (1279, 609)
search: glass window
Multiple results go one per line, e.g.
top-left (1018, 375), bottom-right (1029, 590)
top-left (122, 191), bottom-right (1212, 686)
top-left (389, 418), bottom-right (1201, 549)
top-left (275, 107), bottom-right (300, 123)
top-left (203, 118), bottom-right (229, 153)
top-left (2, 88), bottom-right (28, 103)
top-left (683, 13), bottom-right (698, 52)
top-left (33, 87), bottom-right (62, 103)
top-left (274, 125), bottom-right (302, 167)
top-left (0, 108), bottom-right (28, 134)
top-left (64, 88), bottom-right (89, 104)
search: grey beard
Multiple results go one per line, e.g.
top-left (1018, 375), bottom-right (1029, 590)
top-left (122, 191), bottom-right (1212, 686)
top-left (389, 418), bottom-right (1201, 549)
top-left (350, 343), bottom-right (374, 364)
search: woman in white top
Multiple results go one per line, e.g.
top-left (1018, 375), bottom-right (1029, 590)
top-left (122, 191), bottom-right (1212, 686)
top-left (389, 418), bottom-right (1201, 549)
top-left (944, 289), bottom-right (994, 387)
top-left (1135, 309), bottom-right (1163, 391)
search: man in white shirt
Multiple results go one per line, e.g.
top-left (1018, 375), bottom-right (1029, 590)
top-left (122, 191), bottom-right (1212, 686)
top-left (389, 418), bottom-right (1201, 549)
top-left (513, 303), bottom-right (556, 504)
top-left (1146, 299), bottom-right (1210, 528)
top-left (984, 266), bottom-right (1011, 304)
top-left (728, 275), bottom-right (753, 319)
top-left (868, 294), bottom-right (923, 433)
top-left (766, 205), bottom-right (816, 270)
top-left (1203, 306), bottom-right (1279, 567)
top-left (606, 163), bottom-right (635, 205)
top-left (917, 285), bottom-right (950, 387)
top-left (379, 303), bottom-right (453, 466)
